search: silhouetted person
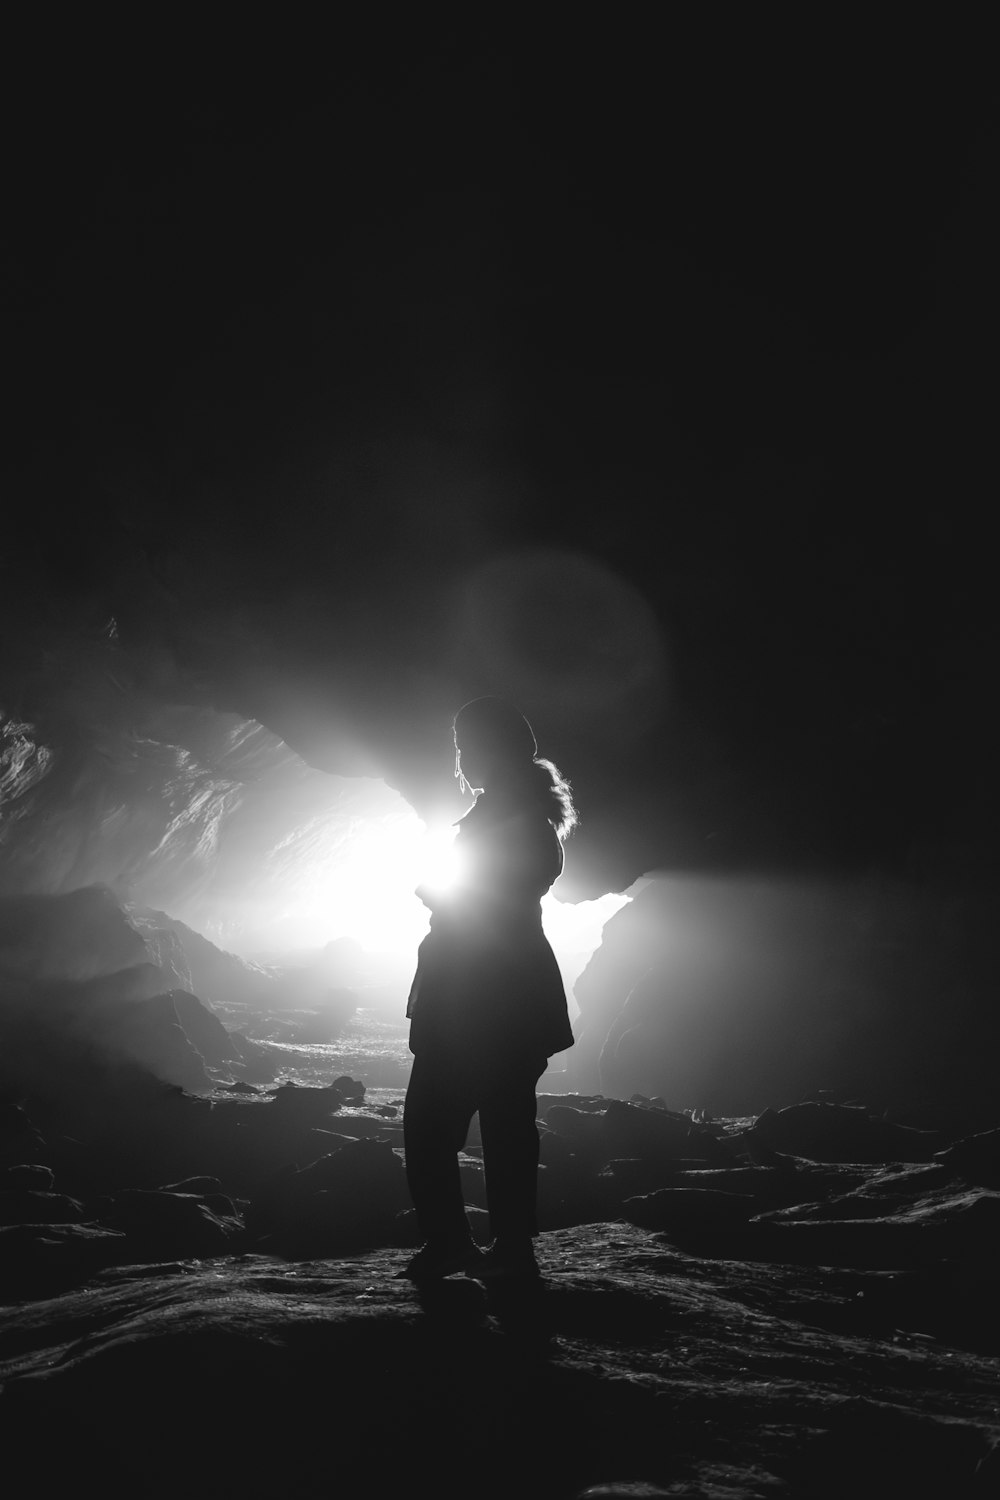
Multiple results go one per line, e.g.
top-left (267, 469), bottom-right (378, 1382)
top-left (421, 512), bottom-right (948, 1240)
top-left (400, 697), bottom-right (577, 1281)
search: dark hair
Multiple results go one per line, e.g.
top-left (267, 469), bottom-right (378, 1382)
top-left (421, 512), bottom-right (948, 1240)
top-left (453, 697), bottom-right (578, 840)
top-left (522, 755), bottom-right (578, 840)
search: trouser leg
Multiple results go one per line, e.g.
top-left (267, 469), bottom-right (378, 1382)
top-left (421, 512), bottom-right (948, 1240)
top-left (477, 1059), bottom-right (546, 1245)
top-left (403, 1051), bottom-right (477, 1243)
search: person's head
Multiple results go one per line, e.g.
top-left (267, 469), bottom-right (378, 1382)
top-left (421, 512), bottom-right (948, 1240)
top-left (452, 696), bottom-right (578, 838)
top-left (453, 697), bottom-right (536, 790)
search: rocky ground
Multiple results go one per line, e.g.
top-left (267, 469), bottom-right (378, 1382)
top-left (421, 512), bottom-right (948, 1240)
top-left (3, 1080), bottom-right (1000, 1498)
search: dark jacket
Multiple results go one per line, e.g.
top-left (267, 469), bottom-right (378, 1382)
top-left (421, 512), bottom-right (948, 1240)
top-left (406, 790), bottom-right (575, 1063)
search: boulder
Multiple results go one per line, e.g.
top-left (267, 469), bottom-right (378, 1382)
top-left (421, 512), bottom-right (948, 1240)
top-left (750, 1101), bottom-right (941, 1163)
top-left (0, 1104), bottom-right (46, 1168)
top-left (97, 1188), bottom-right (244, 1259)
top-left (225, 1033), bottom-right (279, 1083)
top-left (0, 887), bottom-right (148, 984)
top-left (749, 1185), bottom-right (1000, 1268)
top-left (268, 1082), bottom-right (347, 1118)
top-left (0, 1190), bottom-right (86, 1226)
top-left (622, 1187), bottom-right (758, 1235)
top-left (1, 1163), bottom-right (54, 1191)
top-left (935, 1126), bottom-right (1000, 1188)
top-left (331, 1075), bottom-right (366, 1103)
top-left (602, 1098), bottom-right (719, 1162)
top-left (125, 907), bottom-right (284, 1012)
top-left (168, 989), bottom-right (242, 1067)
top-left (0, 1221), bottom-right (127, 1283)
top-left (246, 1138), bottom-right (408, 1254)
top-left (108, 991), bottom-right (212, 1092)
top-left (543, 1105), bottom-right (607, 1153)
top-left (0, 965), bottom-right (211, 1105)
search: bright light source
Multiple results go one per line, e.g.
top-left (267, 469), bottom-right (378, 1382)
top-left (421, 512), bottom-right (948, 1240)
top-left (416, 821), bottom-right (462, 901)
top-left (542, 889), bottom-right (631, 1011)
top-left (268, 800), bottom-right (446, 959)
top-left (168, 757), bottom-right (626, 996)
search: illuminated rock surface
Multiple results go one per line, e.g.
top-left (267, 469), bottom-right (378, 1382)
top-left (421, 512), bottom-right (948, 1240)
top-left (2, 1221), bottom-right (998, 1499)
top-left (3, 1082), bottom-right (1000, 1497)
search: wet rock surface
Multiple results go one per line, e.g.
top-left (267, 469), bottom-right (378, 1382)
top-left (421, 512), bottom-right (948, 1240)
top-left (2, 1085), bottom-right (999, 1498)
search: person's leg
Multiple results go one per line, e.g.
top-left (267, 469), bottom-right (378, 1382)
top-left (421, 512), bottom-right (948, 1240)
top-left (476, 1055), bottom-right (547, 1267)
top-left (402, 1049), bottom-right (478, 1254)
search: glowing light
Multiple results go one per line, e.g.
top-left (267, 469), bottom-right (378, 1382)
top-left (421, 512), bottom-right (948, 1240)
top-left (416, 821), bottom-right (462, 901)
top-left (262, 799), bottom-right (454, 960)
top-left (542, 889), bottom-right (631, 1013)
top-left (250, 798), bottom-right (627, 994)
top-left (172, 760), bottom-right (626, 999)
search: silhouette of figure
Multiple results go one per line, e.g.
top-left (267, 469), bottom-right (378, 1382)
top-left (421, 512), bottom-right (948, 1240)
top-left (400, 697), bottom-right (576, 1281)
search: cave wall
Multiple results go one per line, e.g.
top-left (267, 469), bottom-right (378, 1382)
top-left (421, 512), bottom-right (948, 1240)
top-left (1, 56), bottom-right (994, 1117)
top-left (568, 871), bottom-right (999, 1121)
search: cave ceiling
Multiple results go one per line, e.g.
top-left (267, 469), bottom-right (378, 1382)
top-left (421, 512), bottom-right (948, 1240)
top-left (1, 35), bottom-right (993, 898)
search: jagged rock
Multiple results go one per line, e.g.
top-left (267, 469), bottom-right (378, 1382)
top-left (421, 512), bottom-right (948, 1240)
top-left (539, 1127), bottom-right (582, 1167)
top-left (543, 1104), bottom-right (607, 1150)
top-left (0, 1104), bottom-right (46, 1168)
top-left (157, 1174), bottom-right (225, 1195)
top-left (152, 1176), bottom-right (240, 1220)
top-left (750, 1101), bottom-right (941, 1163)
top-left (224, 1032), bottom-right (279, 1083)
top-left (975, 1433), bottom-right (1000, 1490)
top-left (0, 964), bottom-right (211, 1105)
top-left (760, 1162), bottom-right (952, 1221)
top-left (96, 1188), bottom-right (244, 1258)
top-left (748, 1185), bottom-right (1000, 1269)
top-left (1, 1164), bottom-right (54, 1191)
top-left (0, 1221), bottom-right (128, 1282)
top-left (71, 1089), bottom-right (356, 1197)
top-left (1, 1225), bottom-right (998, 1499)
top-left (935, 1126), bottom-right (1000, 1188)
top-left (0, 887), bottom-right (271, 1100)
top-left (538, 1092), bottom-right (609, 1115)
top-left (131, 907), bottom-right (286, 1011)
top-left (598, 1157), bottom-right (682, 1196)
top-left (331, 1075), bottom-right (366, 1103)
top-left (124, 909), bottom-right (194, 992)
top-left (243, 1160), bottom-right (297, 1238)
top-left (568, 871), bottom-right (999, 1120)
top-left (577, 1486), bottom-right (671, 1498)
top-left (602, 1099), bottom-right (727, 1164)
top-left (246, 1137), bottom-right (407, 1254)
top-left (0, 1190), bottom-right (85, 1226)
top-left (268, 1082), bottom-right (347, 1117)
top-left (622, 1187), bottom-right (757, 1234)
top-left (0, 887), bottom-right (148, 983)
top-left (110, 991), bottom-right (213, 1093)
top-left (167, 989), bottom-right (242, 1067)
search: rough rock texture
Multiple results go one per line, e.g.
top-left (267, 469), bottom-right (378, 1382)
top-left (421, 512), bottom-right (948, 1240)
top-left (566, 875), bottom-right (1000, 1122)
top-left (0, 702), bottom-right (421, 962)
top-left (5, 674), bottom-right (999, 1122)
top-left (0, 885), bottom-right (297, 1104)
top-left (2, 1226), bottom-right (998, 1499)
top-left (3, 1078), bottom-right (1000, 1497)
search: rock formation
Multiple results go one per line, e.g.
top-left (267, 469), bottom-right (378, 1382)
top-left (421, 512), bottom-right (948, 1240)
top-left (2, 1081), bottom-right (1000, 1497)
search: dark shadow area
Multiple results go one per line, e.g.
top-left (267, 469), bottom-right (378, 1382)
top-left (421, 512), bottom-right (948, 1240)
top-left (413, 1273), bottom-right (489, 1327)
